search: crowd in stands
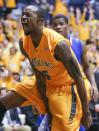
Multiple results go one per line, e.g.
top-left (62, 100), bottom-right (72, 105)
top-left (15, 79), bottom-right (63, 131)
top-left (0, 0), bottom-right (99, 131)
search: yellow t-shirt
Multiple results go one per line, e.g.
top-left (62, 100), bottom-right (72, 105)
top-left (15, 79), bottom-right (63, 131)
top-left (78, 24), bottom-right (90, 41)
top-left (0, 34), bottom-right (5, 42)
top-left (3, 54), bottom-right (25, 72)
top-left (6, 0), bottom-right (16, 8)
top-left (0, 76), bottom-right (13, 90)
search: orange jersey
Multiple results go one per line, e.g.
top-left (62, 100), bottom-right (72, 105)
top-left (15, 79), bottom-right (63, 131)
top-left (22, 27), bottom-right (84, 87)
top-left (22, 27), bottom-right (73, 87)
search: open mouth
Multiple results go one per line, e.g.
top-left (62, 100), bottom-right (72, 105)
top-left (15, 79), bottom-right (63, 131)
top-left (21, 18), bottom-right (29, 27)
top-left (22, 22), bottom-right (29, 30)
top-left (22, 23), bottom-right (28, 26)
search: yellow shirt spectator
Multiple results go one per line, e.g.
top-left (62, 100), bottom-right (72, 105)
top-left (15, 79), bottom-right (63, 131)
top-left (6, 0), bottom-right (16, 8)
top-left (0, 34), bottom-right (5, 42)
top-left (3, 76), bottom-right (13, 90)
top-left (78, 22), bottom-right (90, 41)
top-left (3, 53), bottom-right (25, 72)
top-left (53, 0), bottom-right (68, 16)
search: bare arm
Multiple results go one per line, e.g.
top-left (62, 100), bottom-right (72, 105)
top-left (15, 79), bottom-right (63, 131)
top-left (34, 68), bottom-right (50, 112)
top-left (31, 62), bottom-right (52, 126)
top-left (81, 43), bottom-right (98, 101)
top-left (54, 40), bottom-right (92, 128)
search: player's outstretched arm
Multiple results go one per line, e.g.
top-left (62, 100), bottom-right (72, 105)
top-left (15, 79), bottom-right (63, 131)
top-left (34, 68), bottom-right (52, 126)
top-left (81, 43), bottom-right (98, 101)
top-left (54, 40), bottom-right (92, 129)
top-left (0, 90), bottom-right (26, 123)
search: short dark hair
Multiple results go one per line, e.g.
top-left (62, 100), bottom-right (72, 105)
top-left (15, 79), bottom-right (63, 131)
top-left (52, 14), bottom-right (68, 24)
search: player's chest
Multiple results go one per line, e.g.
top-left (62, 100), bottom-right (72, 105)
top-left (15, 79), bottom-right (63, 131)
top-left (28, 45), bottom-right (54, 70)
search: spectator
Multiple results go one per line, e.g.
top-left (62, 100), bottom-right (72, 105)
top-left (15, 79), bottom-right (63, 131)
top-left (3, 46), bottom-right (25, 73)
top-left (53, 0), bottom-right (68, 16)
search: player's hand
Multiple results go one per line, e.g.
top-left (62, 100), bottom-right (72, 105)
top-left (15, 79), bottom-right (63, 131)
top-left (48, 110), bottom-right (52, 129)
top-left (81, 110), bottom-right (92, 129)
top-left (90, 84), bottom-right (99, 101)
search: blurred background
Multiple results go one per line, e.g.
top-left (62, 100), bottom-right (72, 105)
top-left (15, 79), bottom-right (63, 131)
top-left (0, 0), bottom-right (99, 131)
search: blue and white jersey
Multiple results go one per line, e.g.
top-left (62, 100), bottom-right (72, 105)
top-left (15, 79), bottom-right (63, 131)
top-left (68, 36), bottom-right (82, 65)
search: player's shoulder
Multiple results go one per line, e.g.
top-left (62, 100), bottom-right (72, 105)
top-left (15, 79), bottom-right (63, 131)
top-left (44, 27), bottom-right (67, 41)
top-left (44, 27), bottom-right (63, 37)
top-left (44, 27), bottom-right (57, 36)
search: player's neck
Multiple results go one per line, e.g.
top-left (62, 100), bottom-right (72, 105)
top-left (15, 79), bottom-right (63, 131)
top-left (30, 26), bottom-right (43, 48)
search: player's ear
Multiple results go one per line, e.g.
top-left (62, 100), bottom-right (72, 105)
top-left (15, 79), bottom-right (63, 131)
top-left (66, 24), bottom-right (69, 30)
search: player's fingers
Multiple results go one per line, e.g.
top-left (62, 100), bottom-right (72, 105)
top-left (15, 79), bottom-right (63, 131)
top-left (87, 113), bottom-right (92, 129)
top-left (86, 118), bottom-right (92, 129)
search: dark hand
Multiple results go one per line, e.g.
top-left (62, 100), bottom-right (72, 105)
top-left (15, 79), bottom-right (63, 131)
top-left (81, 110), bottom-right (92, 129)
top-left (90, 85), bottom-right (99, 101)
top-left (48, 110), bottom-right (52, 130)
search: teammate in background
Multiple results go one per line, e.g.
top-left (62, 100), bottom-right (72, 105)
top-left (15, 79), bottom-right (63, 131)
top-left (0, 5), bottom-right (92, 131)
top-left (52, 14), bottom-right (98, 131)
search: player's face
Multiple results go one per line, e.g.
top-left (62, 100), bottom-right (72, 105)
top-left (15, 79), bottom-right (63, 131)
top-left (21, 6), bottom-right (39, 34)
top-left (52, 18), bottom-right (68, 37)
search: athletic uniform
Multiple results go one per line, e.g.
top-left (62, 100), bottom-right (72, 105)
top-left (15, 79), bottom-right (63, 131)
top-left (11, 27), bottom-right (91, 131)
top-left (69, 36), bottom-right (82, 65)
